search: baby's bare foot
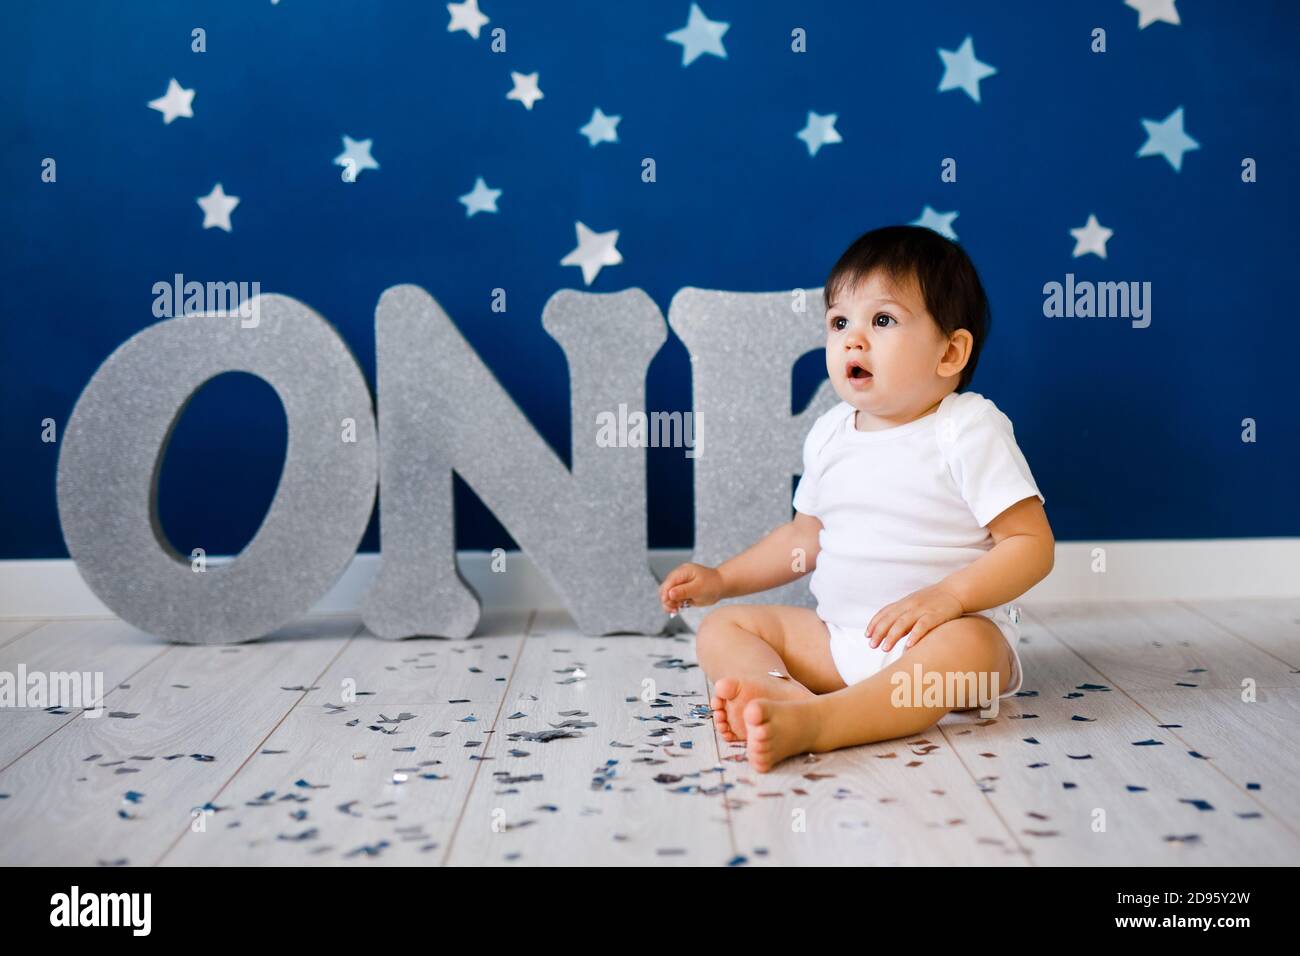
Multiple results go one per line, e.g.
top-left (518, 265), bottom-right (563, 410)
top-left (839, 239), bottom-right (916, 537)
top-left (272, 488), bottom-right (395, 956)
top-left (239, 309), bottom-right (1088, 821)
top-left (711, 673), bottom-right (813, 742)
top-left (743, 697), bottom-right (822, 772)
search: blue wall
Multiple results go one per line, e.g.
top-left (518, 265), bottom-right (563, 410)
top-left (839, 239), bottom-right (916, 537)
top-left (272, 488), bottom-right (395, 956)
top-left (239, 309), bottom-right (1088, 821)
top-left (3, 0), bottom-right (1297, 560)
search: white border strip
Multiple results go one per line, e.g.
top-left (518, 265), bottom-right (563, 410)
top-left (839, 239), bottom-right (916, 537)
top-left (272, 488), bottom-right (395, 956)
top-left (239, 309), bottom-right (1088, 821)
top-left (1, 540), bottom-right (1297, 619)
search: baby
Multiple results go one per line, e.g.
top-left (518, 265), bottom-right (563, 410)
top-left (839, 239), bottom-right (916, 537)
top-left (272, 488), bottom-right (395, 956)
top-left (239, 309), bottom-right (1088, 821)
top-left (658, 225), bottom-right (1054, 772)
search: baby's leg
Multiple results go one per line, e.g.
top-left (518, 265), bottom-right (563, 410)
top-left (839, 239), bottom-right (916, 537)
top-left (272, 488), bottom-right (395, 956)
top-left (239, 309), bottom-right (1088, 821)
top-left (744, 614), bottom-right (1013, 771)
top-left (695, 605), bottom-right (845, 742)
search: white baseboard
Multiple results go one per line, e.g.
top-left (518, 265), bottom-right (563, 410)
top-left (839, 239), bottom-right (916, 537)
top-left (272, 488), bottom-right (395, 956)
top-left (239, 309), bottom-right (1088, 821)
top-left (1, 540), bottom-right (1297, 619)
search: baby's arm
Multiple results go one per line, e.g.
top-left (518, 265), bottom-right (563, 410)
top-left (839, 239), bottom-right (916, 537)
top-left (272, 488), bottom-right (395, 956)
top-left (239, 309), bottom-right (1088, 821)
top-left (658, 511), bottom-right (823, 614)
top-left (868, 496), bottom-right (1055, 651)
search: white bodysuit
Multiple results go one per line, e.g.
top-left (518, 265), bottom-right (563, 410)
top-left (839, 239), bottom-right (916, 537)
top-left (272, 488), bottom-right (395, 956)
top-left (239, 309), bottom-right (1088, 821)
top-left (792, 390), bottom-right (1044, 696)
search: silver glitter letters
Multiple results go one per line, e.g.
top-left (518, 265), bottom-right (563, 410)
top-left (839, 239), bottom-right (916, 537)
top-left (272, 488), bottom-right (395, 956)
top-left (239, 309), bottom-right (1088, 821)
top-left (56, 295), bottom-right (378, 644)
top-left (667, 288), bottom-right (837, 630)
top-left (361, 284), bottom-right (668, 638)
top-left (56, 286), bottom-right (825, 642)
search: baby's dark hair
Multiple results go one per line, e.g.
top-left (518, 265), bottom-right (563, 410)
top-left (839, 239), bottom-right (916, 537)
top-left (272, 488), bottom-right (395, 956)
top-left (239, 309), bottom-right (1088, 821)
top-left (824, 225), bottom-right (990, 391)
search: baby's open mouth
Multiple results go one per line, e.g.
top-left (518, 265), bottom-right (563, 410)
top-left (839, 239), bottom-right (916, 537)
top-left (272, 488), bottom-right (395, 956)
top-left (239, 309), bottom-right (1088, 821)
top-left (846, 362), bottom-right (872, 380)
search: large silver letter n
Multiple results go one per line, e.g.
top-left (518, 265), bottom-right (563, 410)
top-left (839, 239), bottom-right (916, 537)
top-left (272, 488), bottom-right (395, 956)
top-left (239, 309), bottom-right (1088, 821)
top-left (362, 284), bottom-right (669, 639)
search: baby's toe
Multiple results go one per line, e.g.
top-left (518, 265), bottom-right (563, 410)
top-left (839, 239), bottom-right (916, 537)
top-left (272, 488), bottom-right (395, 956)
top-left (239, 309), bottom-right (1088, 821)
top-left (747, 745), bottom-right (774, 773)
top-left (743, 698), bottom-right (773, 730)
top-left (714, 676), bottom-right (741, 701)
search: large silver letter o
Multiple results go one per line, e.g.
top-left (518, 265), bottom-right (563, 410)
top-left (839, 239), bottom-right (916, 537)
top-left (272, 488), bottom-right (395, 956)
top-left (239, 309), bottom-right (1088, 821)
top-left (56, 294), bottom-right (377, 644)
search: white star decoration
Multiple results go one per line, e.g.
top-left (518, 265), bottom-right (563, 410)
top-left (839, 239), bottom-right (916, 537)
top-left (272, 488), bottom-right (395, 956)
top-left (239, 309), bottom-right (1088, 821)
top-left (148, 78), bottom-right (195, 124)
top-left (937, 36), bottom-right (997, 103)
top-left (507, 71), bottom-right (544, 110)
top-left (334, 135), bottom-right (380, 180)
top-left (1070, 214), bottom-right (1114, 259)
top-left (1137, 106), bottom-right (1199, 171)
top-left (154, 12), bottom-right (1207, 298)
top-left (1126, 0), bottom-right (1180, 29)
top-left (560, 221), bottom-right (622, 286)
top-left (666, 3), bottom-right (729, 67)
top-left (579, 108), bottom-right (621, 147)
top-left (910, 205), bottom-right (959, 240)
top-left (197, 183), bottom-right (240, 232)
top-left (796, 111), bottom-right (841, 157)
top-left (447, 0), bottom-right (490, 39)
top-left (459, 176), bottom-right (502, 217)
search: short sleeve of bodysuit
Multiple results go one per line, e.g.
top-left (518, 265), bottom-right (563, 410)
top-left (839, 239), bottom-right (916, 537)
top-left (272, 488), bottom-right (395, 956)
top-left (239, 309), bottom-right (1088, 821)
top-left (792, 403), bottom-right (850, 517)
top-left (938, 395), bottom-right (1044, 528)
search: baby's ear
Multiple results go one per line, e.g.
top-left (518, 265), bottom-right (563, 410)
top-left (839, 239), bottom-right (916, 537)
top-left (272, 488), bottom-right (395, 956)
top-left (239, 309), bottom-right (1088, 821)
top-left (939, 329), bottom-right (973, 375)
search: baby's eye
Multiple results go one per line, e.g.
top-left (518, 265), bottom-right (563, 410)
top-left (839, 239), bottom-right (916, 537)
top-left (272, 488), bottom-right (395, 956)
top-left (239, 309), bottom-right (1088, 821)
top-left (873, 313), bottom-right (897, 328)
top-left (830, 316), bottom-right (847, 331)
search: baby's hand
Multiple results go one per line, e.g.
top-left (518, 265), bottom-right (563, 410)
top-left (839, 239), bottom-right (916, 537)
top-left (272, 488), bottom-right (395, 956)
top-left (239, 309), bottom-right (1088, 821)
top-left (866, 585), bottom-right (964, 652)
top-left (658, 562), bottom-right (725, 614)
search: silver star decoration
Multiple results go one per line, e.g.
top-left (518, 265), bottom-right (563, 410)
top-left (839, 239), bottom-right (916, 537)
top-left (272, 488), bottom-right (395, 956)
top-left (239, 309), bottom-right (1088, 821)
top-left (1126, 0), bottom-right (1180, 29)
top-left (665, 3), bottom-right (729, 67)
top-left (560, 221), bottom-right (622, 286)
top-left (796, 111), bottom-right (842, 157)
top-left (459, 176), bottom-right (502, 217)
top-left (1070, 214), bottom-right (1114, 259)
top-left (148, 78), bottom-right (195, 124)
top-left (937, 36), bottom-right (997, 103)
top-left (196, 183), bottom-right (240, 232)
top-left (910, 205), bottom-right (959, 240)
top-left (507, 71), bottom-right (544, 110)
top-left (334, 135), bottom-right (380, 181)
top-left (447, 0), bottom-right (490, 39)
top-left (579, 107), bottom-right (621, 147)
top-left (1137, 106), bottom-right (1199, 171)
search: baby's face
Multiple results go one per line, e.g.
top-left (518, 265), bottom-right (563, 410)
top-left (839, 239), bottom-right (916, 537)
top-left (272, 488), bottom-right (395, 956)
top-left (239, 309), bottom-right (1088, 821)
top-left (824, 271), bottom-right (953, 424)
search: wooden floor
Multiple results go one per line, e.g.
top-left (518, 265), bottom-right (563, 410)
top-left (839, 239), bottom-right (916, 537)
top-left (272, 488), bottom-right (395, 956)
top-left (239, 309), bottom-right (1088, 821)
top-left (0, 599), bottom-right (1296, 866)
